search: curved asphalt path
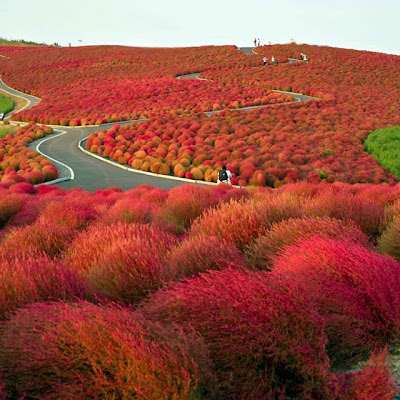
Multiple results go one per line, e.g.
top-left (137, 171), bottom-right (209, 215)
top-left (0, 47), bottom-right (317, 191)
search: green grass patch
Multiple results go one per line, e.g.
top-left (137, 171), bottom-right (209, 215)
top-left (0, 126), bottom-right (15, 138)
top-left (364, 126), bottom-right (400, 178)
top-left (0, 37), bottom-right (57, 47)
top-left (0, 95), bottom-right (14, 114)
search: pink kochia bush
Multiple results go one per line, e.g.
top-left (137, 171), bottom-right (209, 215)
top-left (0, 254), bottom-right (88, 320)
top-left (245, 217), bottom-right (370, 270)
top-left (63, 223), bottom-right (177, 304)
top-left (141, 268), bottom-right (336, 399)
top-left (0, 302), bottom-right (217, 400)
top-left (270, 237), bottom-right (400, 367)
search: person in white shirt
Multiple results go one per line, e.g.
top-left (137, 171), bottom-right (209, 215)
top-left (0, 113), bottom-right (4, 121)
top-left (271, 56), bottom-right (276, 65)
top-left (217, 166), bottom-right (232, 185)
top-left (263, 57), bottom-right (267, 67)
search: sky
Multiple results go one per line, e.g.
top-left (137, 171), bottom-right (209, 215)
top-left (1, 0), bottom-right (400, 55)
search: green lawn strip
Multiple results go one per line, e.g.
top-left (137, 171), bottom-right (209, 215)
top-left (0, 126), bottom-right (15, 138)
top-left (0, 95), bottom-right (15, 114)
top-left (364, 126), bottom-right (400, 178)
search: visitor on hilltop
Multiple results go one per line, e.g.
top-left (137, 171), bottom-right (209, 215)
top-left (263, 56), bottom-right (267, 67)
top-left (300, 52), bottom-right (304, 60)
top-left (254, 38), bottom-right (257, 47)
top-left (258, 38), bottom-right (261, 47)
top-left (218, 166), bottom-right (232, 185)
top-left (271, 56), bottom-right (276, 65)
top-left (303, 53), bottom-right (308, 62)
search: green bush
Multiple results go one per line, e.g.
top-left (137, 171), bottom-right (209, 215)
top-left (0, 95), bottom-right (14, 115)
top-left (364, 126), bottom-right (400, 178)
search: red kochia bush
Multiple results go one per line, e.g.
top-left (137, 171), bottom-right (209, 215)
top-left (339, 349), bottom-right (398, 400)
top-left (37, 200), bottom-right (98, 230)
top-left (166, 236), bottom-right (245, 280)
top-left (104, 197), bottom-right (154, 224)
top-left (63, 223), bottom-right (177, 304)
top-left (0, 302), bottom-right (217, 400)
top-left (0, 222), bottom-right (77, 258)
top-left (0, 254), bottom-right (88, 320)
top-left (141, 268), bottom-right (336, 399)
top-left (189, 193), bottom-right (306, 250)
top-left (158, 185), bottom-right (221, 232)
top-left (270, 237), bottom-right (400, 367)
top-left (245, 217), bottom-right (370, 270)
top-left (303, 192), bottom-right (384, 237)
top-left (0, 194), bottom-right (23, 229)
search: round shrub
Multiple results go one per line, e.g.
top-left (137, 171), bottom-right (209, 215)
top-left (1, 222), bottom-right (77, 258)
top-left (245, 217), bottom-right (370, 270)
top-left (303, 192), bottom-right (384, 237)
top-left (270, 237), bottom-right (400, 368)
top-left (190, 193), bottom-right (306, 251)
top-left (0, 302), bottom-right (217, 400)
top-left (0, 194), bottom-right (23, 229)
top-left (0, 253), bottom-right (88, 320)
top-left (37, 201), bottom-right (98, 230)
top-left (141, 268), bottom-right (335, 399)
top-left (104, 197), bottom-right (153, 224)
top-left (378, 217), bottom-right (400, 261)
top-left (166, 235), bottom-right (245, 280)
top-left (63, 223), bottom-right (177, 304)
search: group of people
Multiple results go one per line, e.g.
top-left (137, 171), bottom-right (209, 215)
top-left (262, 56), bottom-right (276, 66)
top-left (253, 38), bottom-right (261, 47)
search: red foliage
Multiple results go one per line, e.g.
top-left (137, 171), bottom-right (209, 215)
top-left (339, 349), bottom-right (398, 400)
top-left (0, 253), bottom-right (88, 319)
top-left (1, 222), bottom-right (77, 258)
top-left (0, 193), bottom-right (23, 228)
top-left (0, 123), bottom-right (58, 186)
top-left (270, 237), bottom-right (400, 367)
top-left (189, 193), bottom-right (306, 250)
top-left (166, 235), bottom-right (245, 280)
top-left (141, 268), bottom-right (336, 399)
top-left (0, 302), bottom-right (217, 399)
top-left (63, 223), bottom-right (177, 304)
top-left (245, 217), bottom-right (370, 270)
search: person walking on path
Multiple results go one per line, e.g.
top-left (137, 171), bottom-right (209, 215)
top-left (263, 56), bottom-right (267, 67)
top-left (218, 166), bottom-right (232, 185)
top-left (271, 56), bottom-right (276, 65)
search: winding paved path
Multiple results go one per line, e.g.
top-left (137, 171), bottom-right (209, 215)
top-left (0, 47), bottom-right (317, 191)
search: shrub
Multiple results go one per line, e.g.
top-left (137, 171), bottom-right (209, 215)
top-left (158, 185), bottom-right (221, 232)
top-left (1, 222), bottom-right (77, 258)
top-left (0, 194), bottom-right (23, 229)
top-left (37, 200), bottom-right (98, 230)
top-left (141, 268), bottom-right (336, 399)
top-left (0, 302), bottom-right (217, 400)
top-left (104, 197), bottom-right (153, 224)
top-left (0, 253), bottom-right (88, 320)
top-left (303, 192), bottom-right (384, 237)
top-left (379, 217), bottom-right (400, 261)
top-left (63, 223), bottom-right (177, 304)
top-left (270, 237), bottom-right (400, 368)
top-left (339, 349), bottom-right (398, 400)
top-left (166, 236), bottom-right (245, 280)
top-left (190, 193), bottom-right (306, 250)
top-left (245, 217), bottom-right (370, 270)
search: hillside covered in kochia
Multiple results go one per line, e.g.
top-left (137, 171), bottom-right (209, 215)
top-left (1, 44), bottom-right (399, 187)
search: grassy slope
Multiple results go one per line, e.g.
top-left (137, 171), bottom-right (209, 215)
top-left (364, 126), bottom-right (400, 178)
top-left (0, 37), bottom-right (55, 47)
top-left (0, 95), bottom-right (14, 114)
